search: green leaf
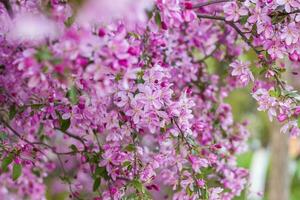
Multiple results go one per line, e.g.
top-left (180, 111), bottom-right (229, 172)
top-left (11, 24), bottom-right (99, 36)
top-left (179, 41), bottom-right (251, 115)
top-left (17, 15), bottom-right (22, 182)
top-left (67, 86), bottom-right (79, 105)
top-left (94, 166), bottom-right (110, 180)
top-left (59, 175), bottom-right (71, 184)
top-left (269, 89), bottom-right (280, 97)
top-left (115, 73), bottom-right (122, 81)
top-left (155, 12), bottom-right (162, 28)
top-left (1, 155), bottom-right (13, 172)
top-left (186, 185), bottom-right (193, 196)
top-left (32, 168), bottom-right (41, 177)
top-left (122, 193), bottom-right (141, 200)
top-left (124, 144), bottom-right (136, 152)
top-left (12, 164), bottom-right (22, 181)
top-left (93, 177), bottom-right (101, 192)
top-left (271, 13), bottom-right (286, 25)
top-left (69, 144), bottom-right (78, 153)
top-left (297, 118), bottom-right (300, 128)
top-left (60, 118), bottom-right (71, 132)
top-left (136, 78), bottom-right (145, 84)
top-left (37, 123), bottom-right (44, 135)
top-left (31, 104), bottom-right (44, 109)
top-left (122, 161), bottom-right (131, 168)
top-left (9, 105), bottom-right (17, 120)
top-left (0, 132), bottom-right (8, 141)
top-left (239, 16), bottom-right (248, 25)
top-left (55, 111), bottom-right (71, 132)
top-left (251, 23), bottom-right (257, 35)
top-left (35, 47), bottom-right (52, 62)
top-left (64, 15), bottom-right (75, 27)
top-left (259, 67), bottom-right (267, 75)
top-left (130, 179), bottom-right (145, 194)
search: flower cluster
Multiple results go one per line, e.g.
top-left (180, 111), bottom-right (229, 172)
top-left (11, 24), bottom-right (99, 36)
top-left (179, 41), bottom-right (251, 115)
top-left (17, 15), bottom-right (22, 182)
top-left (0, 0), bottom-right (300, 199)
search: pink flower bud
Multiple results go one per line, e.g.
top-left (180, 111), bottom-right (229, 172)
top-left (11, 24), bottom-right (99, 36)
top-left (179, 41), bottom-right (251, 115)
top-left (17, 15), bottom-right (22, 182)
top-left (197, 179), bottom-right (205, 187)
top-left (118, 59), bottom-right (128, 67)
top-left (14, 157), bottom-right (21, 164)
top-left (258, 54), bottom-right (264, 60)
top-left (161, 22), bottom-right (168, 30)
top-left (54, 64), bottom-right (64, 73)
top-left (277, 113), bottom-right (287, 122)
top-left (186, 87), bottom-right (192, 95)
top-left (81, 155), bottom-right (87, 163)
top-left (294, 107), bottom-right (300, 116)
top-left (98, 28), bottom-right (106, 37)
top-left (127, 47), bottom-right (139, 56)
top-left (289, 51), bottom-right (299, 62)
top-left (75, 55), bottom-right (89, 67)
top-left (184, 2), bottom-right (193, 9)
top-left (109, 187), bottom-right (117, 194)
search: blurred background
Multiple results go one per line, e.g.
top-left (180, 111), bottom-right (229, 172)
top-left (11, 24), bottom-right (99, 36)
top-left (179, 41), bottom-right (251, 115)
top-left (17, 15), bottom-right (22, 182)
top-left (223, 51), bottom-right (300, 200)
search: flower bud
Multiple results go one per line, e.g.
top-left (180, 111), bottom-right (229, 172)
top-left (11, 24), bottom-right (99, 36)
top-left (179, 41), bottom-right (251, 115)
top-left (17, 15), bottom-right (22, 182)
top-left (294, 107), bottom-right (300, 116)
top-left (277, 113), bottom-right (287, 122)
top-left (289, 51), bottom-right (299, 62)
top-left (184, 2), bottom-right (193, 9)
top-left (98, 28), bottom-right (106, 37)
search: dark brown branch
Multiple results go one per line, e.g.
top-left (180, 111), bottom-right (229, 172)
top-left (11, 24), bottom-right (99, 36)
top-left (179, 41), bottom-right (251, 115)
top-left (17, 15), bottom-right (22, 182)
top-left (0, 117), bottom-right (35, 148)
top-left (192, 0), bottom-right (231, 9)
top-left (0, 0), bottom-right (13, 18)
top-left (197, 14), bottom-right (261, 55)
top-left (226, 22), bottom-right (261, 55)
top-left (197, 14), bottom-right (226, 21)
top-left (55, 128), bottom-right (87, 150)
top-left (197, 13), bottom-right (296, 99)
top-left (0, 117), bottom-right (82, 155)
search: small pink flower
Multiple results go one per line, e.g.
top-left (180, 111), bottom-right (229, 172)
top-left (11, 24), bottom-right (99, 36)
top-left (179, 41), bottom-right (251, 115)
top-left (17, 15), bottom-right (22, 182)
top-left (188, 155), bottom-right (209, 172)
top-left (136, 85), bottom-right (162, 110)
top-left (126, 98), bottom-right (144, 124)
top-left (253, 89), bottom-right (277, 121)
top-left (294, 106), bottom-right (300, 116)
top-left (223, 2), bottom-right (248, 22)
top-left (277, 113), bottom-right (287, 122)
top-left (281, 22), bottom-right (299, 45)
top-left (230, 60), bottom-right (254, 87)
top-left (114, 91), bottom-right (129, 107)
top-left (276, 0), bottom-right (300, 13)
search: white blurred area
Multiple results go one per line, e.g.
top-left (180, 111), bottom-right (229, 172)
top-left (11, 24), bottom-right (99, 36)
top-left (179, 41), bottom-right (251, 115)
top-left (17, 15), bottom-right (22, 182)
top-left (8, 12), bottom-right (60, 43)
top-left (248, 149), bottom-right (269, 200)
top-left (76, 0), bottom-right (154, 28)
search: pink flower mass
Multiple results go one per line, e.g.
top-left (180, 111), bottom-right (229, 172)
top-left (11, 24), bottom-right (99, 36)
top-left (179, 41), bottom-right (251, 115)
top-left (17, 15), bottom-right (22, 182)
top-left (0, 0), bottom-right (300, 199)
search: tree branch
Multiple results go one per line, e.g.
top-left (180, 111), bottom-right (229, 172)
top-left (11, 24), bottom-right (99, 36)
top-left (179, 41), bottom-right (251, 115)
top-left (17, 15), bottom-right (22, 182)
top-left (197, 14), bottom-right (261, 55)
top-left (192, 0), bottom-right (231, 9)
top-left (0, 0), bottom-right (13, 18)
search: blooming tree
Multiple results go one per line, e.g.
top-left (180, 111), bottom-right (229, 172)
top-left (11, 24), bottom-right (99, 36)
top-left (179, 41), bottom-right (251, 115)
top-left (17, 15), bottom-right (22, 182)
top-left (0, 0), bottom-right (300, 199)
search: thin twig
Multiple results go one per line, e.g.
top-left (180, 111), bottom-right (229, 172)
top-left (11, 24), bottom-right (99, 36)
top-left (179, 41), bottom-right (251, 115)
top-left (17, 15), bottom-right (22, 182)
top-left (192, 0), bottom-right (231, 9)
top-left (197, 14), bottom-right (261, 55)
top-left (55, 128), bottom-right (87, 150)
top-left (0, 0), bottom-right (13, 18)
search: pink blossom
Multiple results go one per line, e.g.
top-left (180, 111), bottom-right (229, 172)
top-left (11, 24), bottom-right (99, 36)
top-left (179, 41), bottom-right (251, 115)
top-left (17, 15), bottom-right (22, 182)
top-left (230, 60), bottom-right (254, 87)
top-left (188, 155), bottom-right (209, 172)
top-left (276, 0), bottom-right (300, 13)
top-left (223, 2), bottom-right (248, 22)
top-left (253, 89), bottom-right (277, 121)
top-left (280, 22), bottom-right (299, 45)
top-left (136, 85), bottom-right (162, 110)
top-left (126, 98), bottom-right (144, 124)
